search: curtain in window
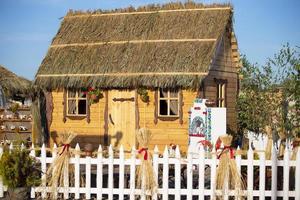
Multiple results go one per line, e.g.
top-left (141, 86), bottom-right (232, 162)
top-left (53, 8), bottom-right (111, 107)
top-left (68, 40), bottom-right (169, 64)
top-left (169, 90), bottom-right (178, 115)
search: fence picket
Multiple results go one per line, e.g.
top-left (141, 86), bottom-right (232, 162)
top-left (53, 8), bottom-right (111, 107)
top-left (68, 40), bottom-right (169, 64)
top-left (74, 144), bottom-right (80, 199)
top-left (119, 145), bottom-right (125, 200)
top-left (259, 150), bottom-right (266, 200)
top-left (198, 146), bottom-right (205, 200)
top-left (175, 146), bottom-right (181, 200)
top-left (152, 145), bottom-right (159, 200)
top-left (97, 145), bottom-right (103, 200)
top-left (130, 146), bottom-right (136, 200)
top-left (296, 148), bottom-right (300, 200)
top-left (108, 145), bottom-right (114, 200)
top-left (187, 148), bottom-right (193, 200)
top-left (52, 144), bottom-right (58, 199)
top-left (85, 155), bottom-right (91, 199)
top-left (247, 147), bottom-right (253, 200)
top-left (210, 149), bottom-right (216, 199)
top-left (41, 144), bottom-right (47, 199)
top-left (271, 145), bottom-right (278, 200)
top-left (283, 146), bottom-right (290, 200)
top-left (30, 143), bottom-right (36, 198)
top-left (162, 146), bottom-right (169, 200)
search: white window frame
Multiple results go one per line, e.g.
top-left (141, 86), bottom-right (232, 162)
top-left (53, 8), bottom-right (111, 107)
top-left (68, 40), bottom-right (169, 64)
top-left (216, 82), bottom-right (226, 107)
top-left (66, 90), bottom-right (87, 117)
top-left (158, 89), bottom-right (180, 117)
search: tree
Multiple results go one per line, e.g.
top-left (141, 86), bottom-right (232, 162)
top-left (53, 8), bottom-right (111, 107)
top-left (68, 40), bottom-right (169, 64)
top-left (237, 44), bottom-right (300, 139)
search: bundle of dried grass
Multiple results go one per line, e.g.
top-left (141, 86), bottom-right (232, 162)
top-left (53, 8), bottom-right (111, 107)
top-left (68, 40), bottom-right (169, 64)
top-left (216, 135), bottom-right (245, 199)
top-left (136, 128), bottom-right (157, 197)
top-left (265, 126), bottom-right (273, 160)
top-left (44, 132), bottom-right (77, 199)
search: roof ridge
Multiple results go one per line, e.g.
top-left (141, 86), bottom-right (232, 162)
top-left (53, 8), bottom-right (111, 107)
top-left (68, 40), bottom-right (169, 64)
top-left (51, 38), bottom-right (217, 48)
top-left (65, 7), bottom-right (232, 19)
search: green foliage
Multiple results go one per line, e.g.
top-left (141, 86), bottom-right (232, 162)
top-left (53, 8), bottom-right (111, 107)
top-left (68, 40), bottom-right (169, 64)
top-left (137, 87), bottom-right (150, 103)
top-left (10, 103), bottom-right (19, 114)
top-left (0, 147), bottom-right (41, 188)
top-left (238, 44), bottom-right (300, 138)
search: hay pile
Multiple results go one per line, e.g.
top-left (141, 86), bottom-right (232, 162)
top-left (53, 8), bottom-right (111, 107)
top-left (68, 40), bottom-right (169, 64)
top-left (136, 128), bottom-right (157, 197)
top-left (216, 135), bottom-right (245, 199)
top-left (35, 1), bottom-right (233, 90)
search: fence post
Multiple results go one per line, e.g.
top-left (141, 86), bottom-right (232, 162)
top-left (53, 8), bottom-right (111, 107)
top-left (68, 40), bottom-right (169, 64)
top-left (247, 146), bottom-right (253, 200)
top-left (97, 145), bottom-right (103, 200)
top-left (41, 144), bottom-right (47, 199)
top-left (175, 146), bottom-right (181, 200)
top-left (210, 148), bottom-right (216, 199)
top-left (130, 146), bottom-right (136, 200)
top-left (74, 143), bottom-right (80, 199)
top-left (283, 146), bottom-right (290, 200)
top-left (162, 146), bottom-right (169, 200)
top-left (30, 143), bottom-right (36, 198)
top-left (271, 144), bottom-right (278, 200)
top-left (198, 145), bottom-right (205, 200)
top-left (108, 145), bottom-right (114, 200)
top-left (296, 148), bottom-right (300, 200)
top-left (187, 147), bottom-right (193, 200)
top-left (63, 146), bottom-right (69, 200)
top-left (86, 148), bottom-right (91, 199)
top-left (0, 145), bottom-right (3, 198)
top-left (119, 145), bottom-right (125, 200)
top-left (152, 145), bottom-right (159, 200)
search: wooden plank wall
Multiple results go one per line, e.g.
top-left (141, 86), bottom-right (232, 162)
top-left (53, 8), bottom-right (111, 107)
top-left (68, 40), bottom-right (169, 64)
top-left (138, 90), bottom-right (198, 152)
top-left (204, 33), bottom-right (239, 133)
top-left (50, 89), bottom-right (106, 148)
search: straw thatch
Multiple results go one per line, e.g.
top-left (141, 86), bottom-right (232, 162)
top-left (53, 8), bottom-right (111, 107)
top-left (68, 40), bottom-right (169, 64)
top-left (0, 65), bottom-right (31, 97)
top-left (35, 2), bottom-right (233, 90)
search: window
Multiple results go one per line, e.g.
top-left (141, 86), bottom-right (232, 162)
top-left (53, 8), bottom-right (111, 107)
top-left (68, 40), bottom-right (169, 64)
top-left (67, 90), bottom-right (87, 116)
top-left (215, 79), bottom-right (227, 107)
top-left (158, 89), bottom-right (179, 117)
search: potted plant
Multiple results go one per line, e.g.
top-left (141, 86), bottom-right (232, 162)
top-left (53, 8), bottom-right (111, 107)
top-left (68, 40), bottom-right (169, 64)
top-left (0, 146), bottom-right (40, 199)
top-left (10, 103), bottom-right (19, 119)
top-left (137, 87), bottom-right (150, 103)
top-left (84, 87), bottom-right (104, 104)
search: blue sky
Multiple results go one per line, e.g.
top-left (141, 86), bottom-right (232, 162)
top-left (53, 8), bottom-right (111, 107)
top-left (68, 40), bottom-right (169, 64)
top-left (0, 0), bottom-right (299, 80)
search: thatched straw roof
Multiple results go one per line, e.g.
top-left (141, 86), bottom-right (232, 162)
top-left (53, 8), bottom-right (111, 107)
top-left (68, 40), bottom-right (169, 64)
top-left (35, 2), bottom-right (233, 89)
top-left (0, 65), bottom-right (31, 97)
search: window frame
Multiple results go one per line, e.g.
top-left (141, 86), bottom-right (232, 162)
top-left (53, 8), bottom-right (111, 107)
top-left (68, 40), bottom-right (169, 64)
top-left (158, 89), bottom-right (180, 118)
top-left (215, 78), bottom-right (227, 108)
top-left (66, 90), bottom-right (88, 117)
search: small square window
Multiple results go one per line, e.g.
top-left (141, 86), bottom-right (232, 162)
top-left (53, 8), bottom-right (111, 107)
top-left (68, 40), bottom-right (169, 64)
top-left (67, 90), bottom-right (87, 116)
top-left (158, 89), bottom-right (179, 117)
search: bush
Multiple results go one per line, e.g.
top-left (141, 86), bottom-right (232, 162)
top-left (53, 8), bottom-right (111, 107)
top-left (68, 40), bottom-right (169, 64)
top-left (0, 147), bottom-right (41, 188)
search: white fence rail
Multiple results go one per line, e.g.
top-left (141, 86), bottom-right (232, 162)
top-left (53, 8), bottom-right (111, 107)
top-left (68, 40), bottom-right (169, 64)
top-left (0, 143), bottom-right (299, 199)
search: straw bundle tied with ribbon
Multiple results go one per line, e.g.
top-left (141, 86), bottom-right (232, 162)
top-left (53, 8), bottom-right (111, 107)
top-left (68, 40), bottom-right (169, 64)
top-left (43, 132), bottom-right (77, 199)
top-left (136, 128), bottom-right (157, 198)
top-left (215, 134), bottom-right (245, 199)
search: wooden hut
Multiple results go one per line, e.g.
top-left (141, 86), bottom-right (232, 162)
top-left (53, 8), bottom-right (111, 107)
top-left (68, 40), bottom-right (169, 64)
top-left (34, 2), bottom-right (241, 151)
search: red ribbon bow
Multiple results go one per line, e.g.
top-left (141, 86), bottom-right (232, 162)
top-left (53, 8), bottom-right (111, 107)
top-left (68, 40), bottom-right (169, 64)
top-left (138, 148), bottom-right (148, 160)
top-left (60, 144), bottom-right (70, 155)
top-left (198, 140), bottom-right (212, 149)
top-left (217, 145), bottom-right (234, 159)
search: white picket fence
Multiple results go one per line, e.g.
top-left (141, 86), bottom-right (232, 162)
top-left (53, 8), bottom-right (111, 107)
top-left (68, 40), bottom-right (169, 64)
top-left (0, 143), bottom-right (299, 200)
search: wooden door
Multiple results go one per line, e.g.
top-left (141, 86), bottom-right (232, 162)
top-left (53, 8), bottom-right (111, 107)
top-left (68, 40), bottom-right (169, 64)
top-left (107, 90), bottom-right (136, 150)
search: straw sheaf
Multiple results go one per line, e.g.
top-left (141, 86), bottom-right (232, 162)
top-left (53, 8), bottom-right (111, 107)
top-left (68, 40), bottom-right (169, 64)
top-left (0, 65), bottom-right (31, 97)
top-left (35, 2), bottom-right (233, 90)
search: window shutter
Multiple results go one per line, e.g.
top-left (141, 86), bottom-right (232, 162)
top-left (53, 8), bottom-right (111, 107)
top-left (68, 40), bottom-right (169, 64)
top-left (179, 89), bottom-right (183, 125)
top-left (154, 90), bottom-right (158, 124)
top-left (86, 94), bottom-right (91, 123)
top-left (63, 89), bottom-right (67, 123)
